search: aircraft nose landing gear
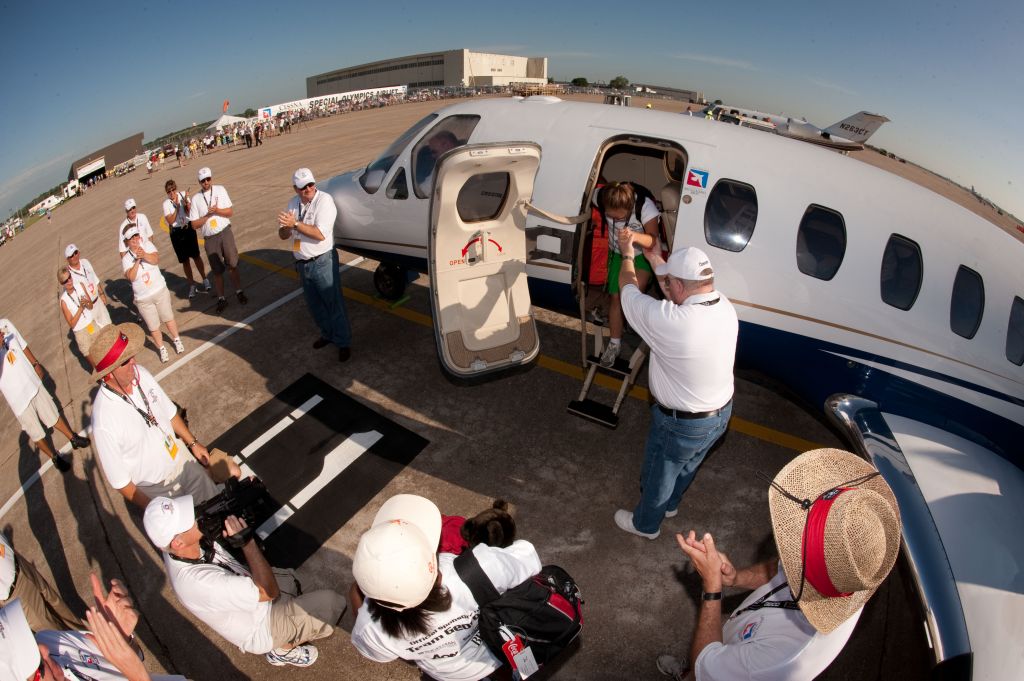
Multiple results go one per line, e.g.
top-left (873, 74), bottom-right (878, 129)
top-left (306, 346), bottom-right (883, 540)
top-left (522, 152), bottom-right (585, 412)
top-left (373, 262), bottom-right (409, 300)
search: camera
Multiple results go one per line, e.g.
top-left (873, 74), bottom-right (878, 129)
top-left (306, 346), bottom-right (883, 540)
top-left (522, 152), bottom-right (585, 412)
top-left (195, 477), bottom-right (276, 548)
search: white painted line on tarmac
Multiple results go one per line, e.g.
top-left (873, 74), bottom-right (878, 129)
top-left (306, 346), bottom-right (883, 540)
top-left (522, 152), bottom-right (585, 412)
top-left (255, 430), bottom-right (381, 540)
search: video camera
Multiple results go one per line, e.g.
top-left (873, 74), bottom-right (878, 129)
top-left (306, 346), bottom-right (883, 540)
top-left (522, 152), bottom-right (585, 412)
top-left (195, 477), bottom-right (276, 549)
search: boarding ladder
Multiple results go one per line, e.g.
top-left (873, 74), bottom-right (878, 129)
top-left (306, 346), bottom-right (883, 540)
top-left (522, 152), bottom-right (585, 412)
top-left (566, 320), bottom-right (648, 429)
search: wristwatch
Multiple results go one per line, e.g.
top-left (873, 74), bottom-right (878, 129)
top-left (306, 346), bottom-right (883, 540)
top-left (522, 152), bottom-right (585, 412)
top-left (701, 591), bottom-right (723, 601)
top-left (622, 254), bottom-right (634, 261)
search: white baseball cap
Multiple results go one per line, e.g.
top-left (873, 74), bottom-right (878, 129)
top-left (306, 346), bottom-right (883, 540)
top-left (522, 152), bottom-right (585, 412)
top-left (197, 167), bottom-right (212, 181)
top-left (144, 495), bottom-right (195, 549)
top-left (64, 243), bottom-right (79, 258)
top-left (352, 495), bottom-right (442, 610)
top-left (121, 225), bottom-right (140, 241)
top-left (293, 168), bottom-right (315, 188)
top-left (124, 198), bottom-right (137, 211)
top-left (654, 246), bottom-right (714, 281)
top-left (0, 600), bottom-right (40, 680)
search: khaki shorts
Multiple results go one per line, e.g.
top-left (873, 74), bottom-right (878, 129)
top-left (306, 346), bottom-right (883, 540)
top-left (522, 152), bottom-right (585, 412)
top-left (16, 389), bottom-right (59, 442)
top-left (205, 227), bottom-right (239, 274)
top-left (135, 458), bottom-right (219, 505)
top-left (73, 319), bottom-right (105, 356)
top-left (92, 302), bottom-right (112, 327)
top-left (268, 589), bottom-right (346, 649)
top-left (136, 287), bottom-right (174, 331)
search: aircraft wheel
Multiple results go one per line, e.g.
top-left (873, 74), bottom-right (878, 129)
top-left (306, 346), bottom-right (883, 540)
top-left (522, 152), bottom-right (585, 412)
top-left (373, 262), bottom-right (408, 300)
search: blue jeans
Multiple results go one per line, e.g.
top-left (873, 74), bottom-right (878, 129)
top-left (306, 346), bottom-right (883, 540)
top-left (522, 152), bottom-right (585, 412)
top-left (297, 249), bottom-right (351, 348)
top-left (631, 401), bottom-right (733, 534)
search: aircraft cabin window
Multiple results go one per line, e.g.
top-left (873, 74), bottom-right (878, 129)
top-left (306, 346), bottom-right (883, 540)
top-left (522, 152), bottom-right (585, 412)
top-left (412, 115), bottom-right (481, 199)
top-left (880, 234), bottom-right (923, 310)
top-left (386, 168), bottom-right (408, 200)
top-left (704, 179), bottom-right (758, 252)
top-left (360, 113), bottom-right (437, 194)
top-left (457, 172), bottom-right (510, 222)
top-left (796, 205), bottom-right (846, 281)
top-left (949, 265), bottom-right (984, 339)
top-left (1007, 297), bottom-right (1024, 365)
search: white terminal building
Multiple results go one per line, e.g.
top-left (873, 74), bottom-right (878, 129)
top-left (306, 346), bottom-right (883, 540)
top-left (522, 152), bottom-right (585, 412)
top-left (307, 49), bottom-right (548, 97)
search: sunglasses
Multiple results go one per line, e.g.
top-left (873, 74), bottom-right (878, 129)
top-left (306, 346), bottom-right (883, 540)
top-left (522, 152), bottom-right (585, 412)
top-left (60, 278), bottom-right (72, 285)
top-left (67, 250), bottom-right (79, 257)
top-left (300, 182), bottom-right (315, 190)
top-left (199, 177), bottom-right (212, 183)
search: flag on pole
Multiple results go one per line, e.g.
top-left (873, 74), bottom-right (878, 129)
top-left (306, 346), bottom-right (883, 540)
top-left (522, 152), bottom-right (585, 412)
top-left (223, 99), bottom-right (230, 113)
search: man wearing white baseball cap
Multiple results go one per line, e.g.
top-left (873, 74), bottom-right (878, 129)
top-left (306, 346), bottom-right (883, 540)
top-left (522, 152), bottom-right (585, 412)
top-left (349, 494), bottom-right (541, 680)
top-left (188, 167), bottom-right (247, 314)
top-left (613, 236), bottom-right (738, 540)
top-left (657, 448), bottom-right (902, 680)
top-left (277, 168), bottom-right (352, 361)
top-left (117, 198), bottom-right (154, 256)
top-left (144, 495), bottom-right (345, 668)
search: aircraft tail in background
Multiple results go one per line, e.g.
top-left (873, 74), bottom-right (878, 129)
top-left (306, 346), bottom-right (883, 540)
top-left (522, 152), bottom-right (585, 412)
top-left (824, 111), bottom-right (890, 143)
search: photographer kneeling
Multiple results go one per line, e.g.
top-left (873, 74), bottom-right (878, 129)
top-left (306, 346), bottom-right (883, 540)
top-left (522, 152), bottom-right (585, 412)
top-left (144, 495), bottom-right (345, 668)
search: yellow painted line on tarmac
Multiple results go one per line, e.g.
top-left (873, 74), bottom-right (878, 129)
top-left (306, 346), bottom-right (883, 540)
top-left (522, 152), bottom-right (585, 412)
top-left (240, 251), bottom-right (826, 452)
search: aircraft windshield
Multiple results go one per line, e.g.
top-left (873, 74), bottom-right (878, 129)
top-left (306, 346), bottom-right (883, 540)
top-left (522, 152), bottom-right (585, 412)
top-left (360, 113), bottom-right (438, 194)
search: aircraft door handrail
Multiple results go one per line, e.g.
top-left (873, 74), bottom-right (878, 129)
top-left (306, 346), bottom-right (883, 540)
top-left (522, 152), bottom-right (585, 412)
top-left (519, 200), bottom-right (590, 225)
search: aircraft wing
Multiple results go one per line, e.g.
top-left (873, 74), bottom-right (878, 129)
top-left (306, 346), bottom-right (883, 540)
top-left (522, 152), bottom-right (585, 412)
top-left (827, 395), bottom-right (1024, 681)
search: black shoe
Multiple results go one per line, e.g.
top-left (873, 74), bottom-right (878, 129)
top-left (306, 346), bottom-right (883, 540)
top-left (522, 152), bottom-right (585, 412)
top-left (313, 337), bottom-right (330, 350)
top-left (70, 434), bottom-right (90, 449)
top-left (216, 297), bottom-right (228, 313)
top-left (237, 291), bottom-right (248, 305)
top-left (338, 347), bottom-right (351, 362)
top-left (52, 455), bottom-right (71, 473)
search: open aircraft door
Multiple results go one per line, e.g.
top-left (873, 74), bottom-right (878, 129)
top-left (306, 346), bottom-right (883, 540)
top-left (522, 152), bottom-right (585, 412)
top-left (428, 143), bottom-right (541, 379)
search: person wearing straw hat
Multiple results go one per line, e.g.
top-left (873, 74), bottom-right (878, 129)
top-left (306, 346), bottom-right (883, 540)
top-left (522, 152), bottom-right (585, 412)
top-left (0, 317), bottom-right (89, 473)
top-left (656, 448), bottom-right (902, 681)
top-left (277, 167), bottom-right (352, 362)
top-left (348, 494), bottom-right (541, 681)
top-left (0, 576), bottom-right (187, 680)
top-left (88, 323), bottom-right (228, 509)
top-left (143, 495), bottom-right (345, 668)
top-left (65, 243), bottom-right (112, 328)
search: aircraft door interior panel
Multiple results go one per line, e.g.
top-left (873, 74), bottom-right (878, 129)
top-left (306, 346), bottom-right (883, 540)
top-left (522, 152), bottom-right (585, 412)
top-left (428, 143), bottom-right (541, 378)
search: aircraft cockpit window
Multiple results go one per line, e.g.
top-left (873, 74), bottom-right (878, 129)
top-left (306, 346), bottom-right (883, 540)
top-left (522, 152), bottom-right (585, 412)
top-left (796, 205), bottom-right (846, 281)
top-left (386, 168), bottom-right (409, 200)
top-left (880, 234), bottom-right (923, 310)
top-left (360, 113), bottom-right (438, 194)
top-left (412, 115), bottom-right (481, 199)
top-left (704, 180), bottom-right (758, 252)
top-left (456, 172), bottom-right (510, 222)
top-left (950, 265), bottom-right (985, 339)
top-left (1007, 297), bottom-right (1024, 365)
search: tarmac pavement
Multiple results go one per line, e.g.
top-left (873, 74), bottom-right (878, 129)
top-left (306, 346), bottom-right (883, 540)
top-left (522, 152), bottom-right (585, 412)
top-left (0, 96), bottom-right (933, 679)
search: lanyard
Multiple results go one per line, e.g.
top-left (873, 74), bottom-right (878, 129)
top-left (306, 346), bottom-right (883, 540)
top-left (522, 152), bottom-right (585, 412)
top-left (102, 372), bottom-right (158, 428)
top-left (298, 191), bottom-right (316, 224)
top-left (729, 582), bottom-right (799, 620)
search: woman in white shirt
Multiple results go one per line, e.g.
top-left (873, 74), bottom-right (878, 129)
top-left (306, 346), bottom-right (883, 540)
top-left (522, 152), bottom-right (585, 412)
top-left (122, 226), bottom-right (185, 363)
top-left (58, 265), bottom-right (106, 355)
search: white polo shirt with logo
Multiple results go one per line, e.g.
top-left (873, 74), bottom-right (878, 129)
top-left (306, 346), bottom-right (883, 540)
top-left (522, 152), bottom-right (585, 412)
top-left (189, 185), bottom-right (233, 238)
top-left (0, 318), bottom-right (42, 417)
top-left (68, 257), bottom-right (103, 303)
top-left (285, 189), bottom-right (336, 260)
top-left (122, 241), bottom-right (167, 301)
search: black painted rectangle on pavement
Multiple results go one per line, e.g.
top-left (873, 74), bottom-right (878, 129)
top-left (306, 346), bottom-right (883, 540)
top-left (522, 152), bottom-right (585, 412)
top-left (210, 373), bottom-right (428, 568)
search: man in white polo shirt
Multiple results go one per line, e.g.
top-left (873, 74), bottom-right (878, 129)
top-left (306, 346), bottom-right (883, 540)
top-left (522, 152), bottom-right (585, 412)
top-left (189, 167), bottom-right (247, 314)
top-left (144, 495), bottom-right (345, 668)
top-left (1, 317), bottom-right (89, 473)
top-left (277, 168), bottom-right (352, 362)
top-left (89, 322), bottom-right (223, 509)
top-left (612, 235), bottom-right (738, 539)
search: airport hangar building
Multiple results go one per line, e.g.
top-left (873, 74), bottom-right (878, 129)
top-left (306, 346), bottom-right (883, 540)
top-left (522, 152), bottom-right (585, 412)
top-left (68, 133), bottom-right (144, 184)
top-left (307, 49), bottom-right (548, 97)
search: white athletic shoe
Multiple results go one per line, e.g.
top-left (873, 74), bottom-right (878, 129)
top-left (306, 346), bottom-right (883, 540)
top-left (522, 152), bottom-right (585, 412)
top-left (656, 654), bottom-right (687, 680)
top-left (664, 509), bottom-right (678, 518)
top-left (172, 338), bottom-right (185, 354)
top-left (266, 644), bottom-right (318, 667)
top-left (202, 277), bottom-right (212, 292)
top-left (614, 509), bottom-right (659, 540)
top-left (599, 342), bottom-right (621, 368)
top-left (158, 346), bottom-right (169, 363)
top-left (188, 284), bottom-right (198, 299)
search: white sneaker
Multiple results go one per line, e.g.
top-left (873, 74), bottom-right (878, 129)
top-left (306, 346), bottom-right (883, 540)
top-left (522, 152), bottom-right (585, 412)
top-left (188, 284), bottom-right (198, 299)
top-left (202, 277), bottom-right (212, 292)
top-left (158, 346), bottom-right (169, 363)
top-left (656, 654), bottom-right (687, 680)
top-left (173, 338), bottom-right (185, 354)
top-left (664, 509), bottom-right (678, 518)
top-left (266, 644), bottom-right (318, 667)
top-left (614, 509), bottom-right (659, 539)
top-left (599, 342), bottom-right (621, 368)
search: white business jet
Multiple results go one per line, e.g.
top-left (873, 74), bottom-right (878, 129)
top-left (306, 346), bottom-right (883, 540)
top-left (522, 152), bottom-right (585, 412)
top-left (324, 95), bottom-right (1023, 680)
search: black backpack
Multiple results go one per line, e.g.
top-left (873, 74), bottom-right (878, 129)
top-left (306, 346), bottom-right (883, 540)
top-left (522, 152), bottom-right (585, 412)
top-left (454, 549), bottom-right (583, 674)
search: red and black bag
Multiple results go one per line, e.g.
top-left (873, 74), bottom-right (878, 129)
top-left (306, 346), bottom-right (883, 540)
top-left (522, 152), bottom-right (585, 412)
top-left (454, 549), bottom-right (583, 673)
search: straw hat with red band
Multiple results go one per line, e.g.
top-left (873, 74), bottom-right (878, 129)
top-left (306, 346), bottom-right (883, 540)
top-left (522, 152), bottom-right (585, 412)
top-left (768, 448), bottom-right (901, 634)
top-left (88, 322), bottom-right (146, 379)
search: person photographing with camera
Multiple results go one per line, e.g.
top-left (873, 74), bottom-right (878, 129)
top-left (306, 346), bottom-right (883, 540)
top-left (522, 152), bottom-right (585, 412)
top-left (162, 179), bottom-right (210, 299)
top-left (144, 495), bottom-right (345, 668)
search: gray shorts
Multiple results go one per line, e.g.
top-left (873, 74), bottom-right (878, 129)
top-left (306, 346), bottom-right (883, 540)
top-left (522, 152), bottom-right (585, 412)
top-left (204, 227), bottom-right (239, 274)
top-left (268, 589), bottom-right (346, 649)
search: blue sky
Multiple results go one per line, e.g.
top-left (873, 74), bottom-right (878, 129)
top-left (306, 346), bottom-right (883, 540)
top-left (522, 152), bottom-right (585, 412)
top-left (1, 1), bottom-right (1021, 218)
